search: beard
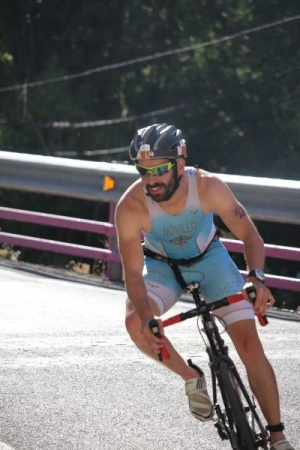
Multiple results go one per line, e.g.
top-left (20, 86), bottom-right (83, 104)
top-left (145, 176), bottom-right (178, 203)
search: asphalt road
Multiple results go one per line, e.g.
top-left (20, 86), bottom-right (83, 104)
top-left (0, 264), bottom-right (299, 450)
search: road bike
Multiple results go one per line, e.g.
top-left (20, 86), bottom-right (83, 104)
top-left (150, 282), bottom-right (269, 450)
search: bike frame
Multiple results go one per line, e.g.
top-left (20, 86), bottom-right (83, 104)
top-left (161, 283), bottom-right (269, 450)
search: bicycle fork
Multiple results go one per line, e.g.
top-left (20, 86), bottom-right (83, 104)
top-left (209, 353), bottom-right (268, 448)
top-left (209, 352), bottom-right (235, 441)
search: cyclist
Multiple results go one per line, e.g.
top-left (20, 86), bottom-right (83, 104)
top-left (115, 123), bottom-right (294, 450)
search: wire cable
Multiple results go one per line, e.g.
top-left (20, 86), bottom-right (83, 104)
top-left (2, 60), bottom-right (298, 130)
top-left (37, 104), bottom-right (186, 128)
top-left (0, 14), bottom-right (299, 92)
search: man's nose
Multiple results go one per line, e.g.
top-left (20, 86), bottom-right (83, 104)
top-left (145, 172), bottom-right (156, 180)
top-left (144, 173), bottom-right (157, 183)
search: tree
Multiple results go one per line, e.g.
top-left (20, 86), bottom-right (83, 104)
top-left (0, 0), bottom-right (299, 176)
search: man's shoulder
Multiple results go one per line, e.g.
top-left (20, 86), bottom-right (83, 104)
top-left (197, 169), bottom-right (222, 183)
top-left (118, 179), bottom-right (143, 203)
top-left (185, 166), bottom-right (213, 178)
top-left (116, 180), bottom-right (146, 213)
top-left (196, 170), bottom-right (228, 203)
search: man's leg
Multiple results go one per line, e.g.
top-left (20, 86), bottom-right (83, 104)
top-left (125, 297), bottom-right (197, 379)
top-left (227, 319), bottom-right (287, 445)
top-left (125, 297), bottom-right (214, 421)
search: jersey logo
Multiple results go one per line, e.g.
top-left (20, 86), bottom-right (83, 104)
top-left (190, 209), bottom-right (199, 216)
top-left (168, 235), bottom-right (192, 246)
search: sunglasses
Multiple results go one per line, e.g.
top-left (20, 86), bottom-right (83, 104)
top-left (135, 160), bottom-right (178, 177)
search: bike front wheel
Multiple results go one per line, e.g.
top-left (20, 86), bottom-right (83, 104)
top-left (217, 361), bottom-right (266, 450)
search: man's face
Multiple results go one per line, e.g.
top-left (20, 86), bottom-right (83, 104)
top-left (136, 158), bottom-right (178, 203)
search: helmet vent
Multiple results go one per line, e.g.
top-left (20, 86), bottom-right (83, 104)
top-left (129, 123), bottom-right (186, 160)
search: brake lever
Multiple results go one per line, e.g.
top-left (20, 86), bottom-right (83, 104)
top-left (245, 283), bottom-right (268, 326)
top-left (148, 318), bottom-right (170, 361)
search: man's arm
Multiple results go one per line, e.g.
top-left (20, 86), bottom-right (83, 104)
top-left (115, 194), bottom-right (164, 354)
top-left (115, 196), bottom-right (153, 323)
top-left (201, 173), bottom-right (275, 313)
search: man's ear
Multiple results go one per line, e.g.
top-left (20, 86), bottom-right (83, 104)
top-left (177, 156), bottom-right (186, 174)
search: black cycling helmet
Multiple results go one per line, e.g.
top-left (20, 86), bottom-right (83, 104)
top-left (129, 123), bottom-right (187, 160)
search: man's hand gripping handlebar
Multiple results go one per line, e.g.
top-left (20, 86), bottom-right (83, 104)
top-left (243, 282), bottom-right (268, 326)
top-left (149, 283), bottom-right (268, 362)
top-left (148, 318), bottom-right (171, 362)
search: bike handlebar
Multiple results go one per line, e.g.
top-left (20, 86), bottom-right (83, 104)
top-left (163, 284), bottom-right (268, 328)
top-left (243, 283), bottom-right (268, 326)
top-left (148, 318), bottom-right (171, 362)
top-left (150, 283), bottom-right (268, 362)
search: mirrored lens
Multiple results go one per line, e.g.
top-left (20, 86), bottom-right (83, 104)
top-left (135, 162), bottom-right (174, 176)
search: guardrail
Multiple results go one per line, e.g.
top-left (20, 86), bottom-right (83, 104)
top-left (0, 205), bottom-right (121, 280)
top-left (0, 206), bottom-right (299, 291)
top-left (1, 151), bottom-right (300, 224)
top-left (224, 239), bottom-right (300, 292)
top-left (0, 151), bottom-right (299, 290)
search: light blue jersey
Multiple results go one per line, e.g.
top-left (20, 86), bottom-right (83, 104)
top-left (143, 167), bottom-right (216, 259)
top-left (142, 167), bottom-right (249, 323)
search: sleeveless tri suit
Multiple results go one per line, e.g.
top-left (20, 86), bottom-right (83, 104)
top-left (141, 167), bottom-right (254, 325)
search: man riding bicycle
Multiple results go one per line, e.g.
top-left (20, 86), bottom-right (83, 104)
top-left (115, 123), bottom-right (294, 450)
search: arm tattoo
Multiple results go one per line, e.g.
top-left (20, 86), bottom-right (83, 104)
top-left (235, 206), bottom-right (246, 219)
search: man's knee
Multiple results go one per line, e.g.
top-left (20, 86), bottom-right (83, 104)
top-left (125, 299), bottom-right (143, 341)
top-left (228, 321), bottom-right (266, 362)
top-left (243, 337), bottom-right (269, 371)
top-left (244, 336), bottom-right (265, 356)
top-left (125, 308), bottom-right (139, 335)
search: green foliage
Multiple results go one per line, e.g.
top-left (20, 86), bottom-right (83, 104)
top-left (0, 243), bottom-right (21, 261)
top-left (0, 0), bottom-right (299, 172)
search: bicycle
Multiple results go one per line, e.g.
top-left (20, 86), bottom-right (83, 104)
top-left (149, 282), bottom-right (269, 450)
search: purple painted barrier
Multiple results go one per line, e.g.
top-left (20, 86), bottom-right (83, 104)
top-left (0, 206), bottom-right (299, 290)
top-left (222, 239), bottom-right (300, 292)
top-left (223, 239), bottom-right (300, 292)
top-left (222, 238), bottom-right (300, 262)
top-left (0, 206), bottom-right (116, 235)
top-left (0, 232), bottom-right (120, 262)
top-left (0, 206), bottom-right (119, 279)
top-left (240, 271), bottom-right (300, 292)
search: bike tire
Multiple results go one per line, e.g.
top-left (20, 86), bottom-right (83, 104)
top-left (218, 361), bottom-right (257, 450)
top-left (228, 368), bottom-right (268, 450)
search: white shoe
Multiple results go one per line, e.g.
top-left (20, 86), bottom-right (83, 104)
top-left (269, 440), bottom-right (295, 450)
top-left (185, 375), bottom-right (214, 422)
